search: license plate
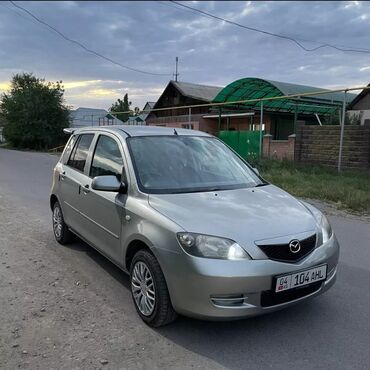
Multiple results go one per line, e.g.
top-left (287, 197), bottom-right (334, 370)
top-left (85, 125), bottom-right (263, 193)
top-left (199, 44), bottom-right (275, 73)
top-left (275, 265), bottom-right (327, 293)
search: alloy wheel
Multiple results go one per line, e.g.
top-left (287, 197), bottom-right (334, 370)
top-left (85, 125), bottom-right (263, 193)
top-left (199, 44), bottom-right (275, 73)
top-left (53, 205), bottom-right (62, 239)
top-left (131, 261), bottom-right (156, 316)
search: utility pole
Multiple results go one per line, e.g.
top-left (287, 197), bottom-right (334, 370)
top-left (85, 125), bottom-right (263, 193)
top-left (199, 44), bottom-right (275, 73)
top-left (174, 57), bottom-right (179, 81)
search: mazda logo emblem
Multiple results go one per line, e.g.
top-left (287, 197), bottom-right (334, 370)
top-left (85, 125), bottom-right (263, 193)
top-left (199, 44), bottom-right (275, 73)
top-left (289, 239), bottom-right (301, 253)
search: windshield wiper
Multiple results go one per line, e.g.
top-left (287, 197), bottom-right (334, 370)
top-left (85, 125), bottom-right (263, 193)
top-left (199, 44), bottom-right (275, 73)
top-left (254, 182), bottom-right (269, 187)
top-left (184, 187), bottom-right (225, 193)
top-left (166, 187), bottom-right (225, 194)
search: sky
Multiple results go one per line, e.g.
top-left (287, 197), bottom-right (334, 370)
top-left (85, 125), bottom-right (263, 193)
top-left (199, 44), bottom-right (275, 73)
top-left (0, 1), bottom-right (370, 110)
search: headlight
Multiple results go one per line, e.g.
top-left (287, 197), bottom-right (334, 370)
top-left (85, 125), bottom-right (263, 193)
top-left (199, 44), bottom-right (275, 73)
top-left (320, 214), bottom-right (333, 243)
top-left (177, 233), bottom-right (250, 260)
top-left (299, 201), bottom-right (333, 245)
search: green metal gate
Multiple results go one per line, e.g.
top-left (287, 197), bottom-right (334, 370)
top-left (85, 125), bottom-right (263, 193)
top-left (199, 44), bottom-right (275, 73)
top-left (218, 130), bottom-right (262, 159)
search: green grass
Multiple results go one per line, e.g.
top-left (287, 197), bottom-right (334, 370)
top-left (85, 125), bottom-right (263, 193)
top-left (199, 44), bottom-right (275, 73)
top-left (251, 158), bottom-right (370, 213)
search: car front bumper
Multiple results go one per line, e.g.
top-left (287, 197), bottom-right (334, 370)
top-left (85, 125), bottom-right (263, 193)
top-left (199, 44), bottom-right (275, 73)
top-left (156, 235), bottom-right (339, 320)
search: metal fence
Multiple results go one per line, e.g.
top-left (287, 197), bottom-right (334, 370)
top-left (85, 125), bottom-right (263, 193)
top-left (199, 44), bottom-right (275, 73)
top-left (72, 85), bottom-right (370, 172)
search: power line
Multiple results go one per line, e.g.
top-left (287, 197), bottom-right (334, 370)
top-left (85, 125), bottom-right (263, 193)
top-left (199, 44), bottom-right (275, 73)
top-left (8, 1), bottom-right (172, 76)
top-left (170, 1), bottom-right (370, 54)
top-left (0, 2), bottom-right (43, 27)
top-left (107, 85), bottom-right (369, 116)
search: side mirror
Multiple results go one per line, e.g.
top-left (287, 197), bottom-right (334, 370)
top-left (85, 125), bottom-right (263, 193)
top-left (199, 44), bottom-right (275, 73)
top-left (91, 175), bottom-right (125, 193)
top-left (253, 167), bottom-right (260, 176)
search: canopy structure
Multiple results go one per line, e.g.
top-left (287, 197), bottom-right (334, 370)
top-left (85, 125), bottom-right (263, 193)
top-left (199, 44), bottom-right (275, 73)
top-left (213, 78), bottom-right (355, 115)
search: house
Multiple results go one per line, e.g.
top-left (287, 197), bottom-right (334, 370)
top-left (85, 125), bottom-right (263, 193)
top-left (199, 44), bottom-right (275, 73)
top-left (211, 77), bottom-right (357, 158)
top-left (69, 107), bottom-right (124, 128)
top-left (212, 77), bottom-right (356, 138)
top-left (124, 101), bottom-right (156, 126)
top-left (146, 77), bottom-right (358, 159)
top-left (146, 81), bottom-right (223, 134)
top-left (347, 83), bottom-right (370, 126)
top-left (146, 78), bottom-right (357, 138)
top-left (142, 101), bottom-right (156, 120)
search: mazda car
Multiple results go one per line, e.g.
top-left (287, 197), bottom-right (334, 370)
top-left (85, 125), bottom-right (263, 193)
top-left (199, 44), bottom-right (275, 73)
top-left (50, 126), bottom-right (339, 327)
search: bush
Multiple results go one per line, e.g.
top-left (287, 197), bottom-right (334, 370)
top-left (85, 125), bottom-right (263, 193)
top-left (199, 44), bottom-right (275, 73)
top-left (0, 73), bottom-right (70, 150)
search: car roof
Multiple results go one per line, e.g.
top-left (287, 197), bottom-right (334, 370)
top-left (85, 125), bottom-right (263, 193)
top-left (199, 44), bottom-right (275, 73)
top-left (73, 125), bottom-right (213, 138)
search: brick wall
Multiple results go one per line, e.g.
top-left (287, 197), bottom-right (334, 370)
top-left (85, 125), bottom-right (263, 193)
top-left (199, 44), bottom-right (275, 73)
top-left (147, 114), bottom-right (219, 135)
top-left (263, 134), bottom-right (296, 160)
top-left (147, 114), bottom-right (202, 131)
top-left (295, 123), bottom-right (370, 169)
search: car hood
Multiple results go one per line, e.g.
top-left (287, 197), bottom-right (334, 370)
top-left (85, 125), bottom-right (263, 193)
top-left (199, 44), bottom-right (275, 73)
top-left (148, 185), bottom-right (318, 259)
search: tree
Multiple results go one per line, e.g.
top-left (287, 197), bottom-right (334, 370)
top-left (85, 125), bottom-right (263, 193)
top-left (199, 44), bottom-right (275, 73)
top-left (322, 110), bottom-right (362, 126)
top-left (110, 93), bottom-right (132, 122)
top-left (133, 106), bottom-right (140, 116)
top-left (0, 73), bottom-right (70, 150)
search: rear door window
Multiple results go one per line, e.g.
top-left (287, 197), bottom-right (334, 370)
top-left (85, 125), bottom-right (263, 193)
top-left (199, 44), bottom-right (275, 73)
top-left (67, 134), bottom-right (94, 172)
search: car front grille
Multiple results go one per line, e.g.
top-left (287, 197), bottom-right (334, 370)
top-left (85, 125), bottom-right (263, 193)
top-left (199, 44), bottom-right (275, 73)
top-left (261, 281), bottom-right (322, 307)
top-left (257, 234), bottom-right (317, 263)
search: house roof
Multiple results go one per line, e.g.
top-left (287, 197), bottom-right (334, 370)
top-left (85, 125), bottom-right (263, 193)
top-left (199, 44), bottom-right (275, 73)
top-left (70, 107), bottom-right (110, 119)
top-left (124, 101), bottom-right (157, 124)
top-left (150, 80), bottom-right (223, 114)
top-left (171, 80), bottom-right (223, 102)
top-left (347, 83), bottom-right (370, 110)
top-left (70, 107), bottom-right (123, 127)
top-left (145, 102), bottom-right (156, 109)
top-left (213, 78), bottom-right (356, 115)
top-left (126, 115), bottom-right (144, 123)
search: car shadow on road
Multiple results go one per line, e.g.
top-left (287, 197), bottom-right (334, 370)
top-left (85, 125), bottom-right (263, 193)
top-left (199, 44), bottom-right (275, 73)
top-left (64, 238), bottom-right (131, 290)
top-left (155, 296), bottom-right (338, 369)
top-left (63, 238), bottom-right (341, 369)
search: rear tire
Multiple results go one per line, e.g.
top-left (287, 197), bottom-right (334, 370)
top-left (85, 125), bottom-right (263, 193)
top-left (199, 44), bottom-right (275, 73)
top-left (130, 250), bottom-right (177, 327)
top-left (52, 201), bottom-right (73, 245)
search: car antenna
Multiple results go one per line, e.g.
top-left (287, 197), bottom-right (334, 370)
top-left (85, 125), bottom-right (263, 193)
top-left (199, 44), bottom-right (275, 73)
top-left (173, 128), bottom-right (178, 135)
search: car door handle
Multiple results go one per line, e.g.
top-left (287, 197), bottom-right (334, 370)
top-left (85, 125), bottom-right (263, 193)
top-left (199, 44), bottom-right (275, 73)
top-left (60, 171), bottom-right (66, 181)
top-left (82, 184), bottom-right (90, 194)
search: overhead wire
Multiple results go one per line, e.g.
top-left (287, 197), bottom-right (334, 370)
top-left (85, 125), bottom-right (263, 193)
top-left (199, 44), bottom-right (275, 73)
top-left (107, 85), bottom-right (370, 116)
top-left (8, 1), bottom-right (172, 76)
top-left (169, 1), bottom-right (370, 54)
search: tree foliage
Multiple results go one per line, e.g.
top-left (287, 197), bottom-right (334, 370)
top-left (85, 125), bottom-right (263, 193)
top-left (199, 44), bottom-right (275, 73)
top-left (133, 106), bottom-right (141, 116)
top-left (0, 73), bottom-right (70, 149)
top-left (110, 93), bottom-right (132, 122)
top-left (322, 109), bottom-right (362, 126)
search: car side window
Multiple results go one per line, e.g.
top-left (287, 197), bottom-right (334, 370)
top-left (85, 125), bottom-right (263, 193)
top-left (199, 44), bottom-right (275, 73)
top-left (90, 135), bottom-right (124, 181)
top-left (67, 134), bottom-right (94, 172)
top-left (62, 134), bottom-right (78, 164)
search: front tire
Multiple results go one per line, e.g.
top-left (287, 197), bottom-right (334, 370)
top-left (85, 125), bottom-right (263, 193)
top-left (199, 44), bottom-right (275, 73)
top-left (52, 201), bottom-right (73, 245)
top-left (130, 250), bottom-right (177, 327)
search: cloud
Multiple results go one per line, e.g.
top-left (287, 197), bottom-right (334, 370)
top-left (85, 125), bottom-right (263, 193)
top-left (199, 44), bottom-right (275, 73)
top-left (62, 80), bottom-right (102, 89)
top-left (0, 1), bottom-right (369, 109)
top-left (344, 1), bottom-right (361, 9)
top-left (0, 82), bottom-right (10, 92)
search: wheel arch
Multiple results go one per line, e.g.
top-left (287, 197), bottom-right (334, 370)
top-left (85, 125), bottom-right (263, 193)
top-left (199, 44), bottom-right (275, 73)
top-left (125, 239), bottom-right (153, 271)
top-left (50, 194), bottom-right (59, 210)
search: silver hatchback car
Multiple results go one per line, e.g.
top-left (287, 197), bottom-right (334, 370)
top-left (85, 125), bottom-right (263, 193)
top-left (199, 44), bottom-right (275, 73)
top-left (50, 126), bottom-right (339, 327)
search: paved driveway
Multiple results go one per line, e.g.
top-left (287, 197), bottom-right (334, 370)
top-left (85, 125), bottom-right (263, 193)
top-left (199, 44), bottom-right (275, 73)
top-left (0, 148), bottom-right (369, 369)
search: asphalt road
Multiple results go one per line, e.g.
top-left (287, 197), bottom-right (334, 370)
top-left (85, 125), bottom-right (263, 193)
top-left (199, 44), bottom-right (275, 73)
top-left (0, 148), bottom-right (369, 370)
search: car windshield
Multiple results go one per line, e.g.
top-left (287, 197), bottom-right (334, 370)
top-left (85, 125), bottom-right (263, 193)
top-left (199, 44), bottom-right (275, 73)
top-left (127, 135), bottom-right (265, 194)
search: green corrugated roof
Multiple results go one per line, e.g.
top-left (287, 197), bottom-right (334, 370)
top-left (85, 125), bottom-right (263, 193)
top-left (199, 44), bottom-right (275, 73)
top-left (213, 78), bottom-right (356, 115)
